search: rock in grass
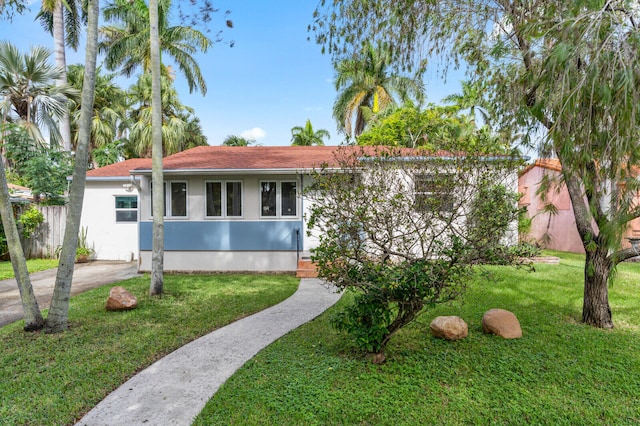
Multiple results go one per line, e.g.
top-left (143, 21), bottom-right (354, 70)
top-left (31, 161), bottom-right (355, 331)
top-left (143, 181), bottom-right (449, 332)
top-left (106, 286), bottom-right (138, 311)
top-left (430, 315), bottom-right (468, 340)
top-left (482, 309), bottom-right (522, 339)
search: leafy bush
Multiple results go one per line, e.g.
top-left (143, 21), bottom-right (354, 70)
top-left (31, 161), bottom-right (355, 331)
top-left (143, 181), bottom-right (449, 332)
top-left (0, 205), bottom-right (44, 257)
top-left (466, 183), bottom-right (521, 264)
top-left (3, 124), bottom-right (72, 204)
top-left (307, 146), bottom-right (523, 361)
top-left (18, 206), bottom-right (44, 239)
top-left (331, 245), bottom-right (471, 355)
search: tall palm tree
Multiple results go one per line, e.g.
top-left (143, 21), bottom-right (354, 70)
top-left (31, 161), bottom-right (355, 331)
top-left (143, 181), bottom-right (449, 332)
top-left (0, 41), bottom-right (78, 146)
top-left (148, 0), bottom-right (164, 295)
top-left (46, 0), bottom-right (100, 332)
top-left (333, 42), bottom-right (424, 139)
top-left (126, 73), bottom-right (190, 157)
top-left (290, 119), bottom-right (330, 146)
top-left (38, 0), bottom-right (87, 151)
top-left (67, 64), bottom-right (129, 167)
top-left (100, 0), bottom-right (211, 94)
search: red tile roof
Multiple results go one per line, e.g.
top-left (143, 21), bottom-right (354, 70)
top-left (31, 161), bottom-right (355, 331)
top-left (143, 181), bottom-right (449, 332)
top-left (534, 158), bottom-right (562, 171)
top-left (519, 158), bottom-right (562, 176)
top-left (88, 146), bottom-right (503, 177)
top-left (153, 146), bottom-right (345, 171)
top-left (87, 158), bottom-right (151, 177)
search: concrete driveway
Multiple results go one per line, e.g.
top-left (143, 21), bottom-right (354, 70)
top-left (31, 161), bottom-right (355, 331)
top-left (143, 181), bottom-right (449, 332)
top-left (0, 261), bottom-right (140, 328)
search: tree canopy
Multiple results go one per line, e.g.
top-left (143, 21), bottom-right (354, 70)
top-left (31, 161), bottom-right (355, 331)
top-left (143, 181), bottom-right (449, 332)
top-left (100, 0), bottom-right (211, 94)
top-left (0, 0), bottom-right (28, 20)
top-left (356, 103), bottom-right (512, 154)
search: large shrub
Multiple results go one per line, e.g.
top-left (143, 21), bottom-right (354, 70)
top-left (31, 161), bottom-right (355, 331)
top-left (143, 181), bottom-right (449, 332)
top-left (307, 146), bottom-right (522, 361)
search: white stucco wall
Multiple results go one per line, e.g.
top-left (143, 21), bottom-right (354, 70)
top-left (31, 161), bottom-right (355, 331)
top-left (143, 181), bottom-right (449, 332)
top-left (81, 180), bottom-right (139, 261)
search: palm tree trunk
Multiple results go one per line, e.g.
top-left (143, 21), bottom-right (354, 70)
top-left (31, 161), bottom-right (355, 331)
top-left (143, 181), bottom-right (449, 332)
top-left (0, 152), bottom-right (44, 330)
top-left (45, 0), bottom-right (99, 333)
top-left (53, 1), bottom-right (72, 151)
top-left (149, 0), bottom-right (164, 296)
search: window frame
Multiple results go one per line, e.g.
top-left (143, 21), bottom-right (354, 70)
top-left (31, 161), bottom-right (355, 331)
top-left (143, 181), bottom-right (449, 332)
top-left (259, 180), bottom-right (299, 218)
top-left (150, 180), bottom-right (189, 219)
top-left (414, 173), bottom-right (455, 213)
top-left (115, 195), bottom-right (138, 223)
top-left (204, 179), bottom-right (244, 219)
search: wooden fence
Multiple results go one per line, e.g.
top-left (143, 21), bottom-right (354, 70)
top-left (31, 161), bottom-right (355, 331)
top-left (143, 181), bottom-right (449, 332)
top-left (25, 205), bottom-right (67, 259)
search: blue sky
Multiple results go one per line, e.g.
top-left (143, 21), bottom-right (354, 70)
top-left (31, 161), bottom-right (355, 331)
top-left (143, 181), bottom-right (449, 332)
top-left (0, 1), bottom-right (463, 146)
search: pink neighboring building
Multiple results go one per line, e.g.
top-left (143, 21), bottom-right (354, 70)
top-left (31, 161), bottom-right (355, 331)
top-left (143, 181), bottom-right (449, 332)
top-left (519, 159), bottom-right (640, 254)
top-left (518, 159), bottom-right (585, 253)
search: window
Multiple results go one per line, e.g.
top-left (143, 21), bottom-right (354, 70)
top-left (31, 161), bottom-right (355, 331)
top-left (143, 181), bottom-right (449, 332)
top-left (414, 173), bottom-right (454, 212)
top-left (115, 196), bottom-right (137, 222)
top-left (260, 180), bottom-right (297, 217)
top-left (226, 181), bottom-right (243, 216)
top-left (281, 182), bottom-right (297, 216)
top-left (170, 182), bottom-right (187, 216)
top-left (261, 182), bottom-right (277, 216)
top-left (206, 180), bottom-right (243, 217)
top-left (151, 181), bottom-right (188, 218)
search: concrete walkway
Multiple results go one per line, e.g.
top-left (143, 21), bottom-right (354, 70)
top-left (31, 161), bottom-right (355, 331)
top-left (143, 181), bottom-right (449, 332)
top-left (0, 261), bottom-right (140, 327)
top-left (76, 278), bottom-right (342, 426)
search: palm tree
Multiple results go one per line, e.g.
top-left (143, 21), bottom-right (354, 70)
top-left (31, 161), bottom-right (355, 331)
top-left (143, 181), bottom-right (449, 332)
top-left (179, 112), bottom-right (208, 150)
top-left (442, 80), bottom-right (492, 125)
top-left (0, 41), bottom-right (78, 146)
top-left (67, 64), bottom-right (129, 167)
top-left (148, 0), bottom-right (164, 295)
top-left (290, 119), bottom-right (330, 146)
top-left (125, 73), bottom-right (191, 157)
top-left (46, 0), bottom-right (101, 332)
top-left (333, 42), bottom-right (424, 139)
top-left (100, 0), bottom-right (211, 95)
top-left (38, 0), bottom-right (87, 151)
top-left (222, 135), bottom-right (256, 146)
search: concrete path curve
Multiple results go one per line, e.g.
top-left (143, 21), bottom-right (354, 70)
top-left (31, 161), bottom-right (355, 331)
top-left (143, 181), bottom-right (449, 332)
top-left (76, 278), bottom-right (341, 426)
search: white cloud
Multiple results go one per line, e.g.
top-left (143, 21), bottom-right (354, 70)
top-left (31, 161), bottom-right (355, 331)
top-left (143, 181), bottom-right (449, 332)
top-left (240, 127), bottom-right (266, 140)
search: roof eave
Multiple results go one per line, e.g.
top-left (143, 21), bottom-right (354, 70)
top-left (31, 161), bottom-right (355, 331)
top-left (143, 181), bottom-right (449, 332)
top-left (129, 167), bottom-right (337, 176)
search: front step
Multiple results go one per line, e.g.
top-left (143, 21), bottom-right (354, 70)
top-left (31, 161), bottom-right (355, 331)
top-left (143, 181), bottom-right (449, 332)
top-left (296, 258), bottom-right (318, 278)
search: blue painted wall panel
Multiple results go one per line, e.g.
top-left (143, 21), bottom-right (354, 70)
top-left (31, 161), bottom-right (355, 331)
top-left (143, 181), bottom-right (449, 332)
top-left (139, 221), bottom-right (303, 251)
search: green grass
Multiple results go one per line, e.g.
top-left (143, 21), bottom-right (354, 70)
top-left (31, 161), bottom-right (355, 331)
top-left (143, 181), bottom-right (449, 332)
top-left (195, 252), bottom-right (640, 425)
top-left (0, 274), bottom-right (299, 426)
top-left (0, 258), bottom-right (59, 280)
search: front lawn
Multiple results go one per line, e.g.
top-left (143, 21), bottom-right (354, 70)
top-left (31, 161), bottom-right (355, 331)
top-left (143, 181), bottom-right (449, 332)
top-left (0, 258), bottom-right (58, 280)
top-left (0, 274), bottom-right (299, 425)
top-left (195, 252), bottom-right (640, 425)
